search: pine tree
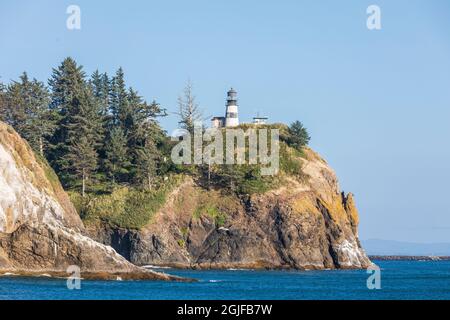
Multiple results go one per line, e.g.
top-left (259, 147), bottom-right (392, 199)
top-left (48, 58), bottom-right (104, 190)
top-left (134, 139), bottom-right (158, 190)
top-left (90, 70), bottom-right (110, 116)
top-left (63, 86), bottom-right (103, 193)
top-left (90, 70), bottom-right (111, 176)
top-left (104, 126), bottom-right (130, 184)
top-left (109, 67), bottom-right (129, 128)
top-left (27, 78), bottom-right (56, 156)
top-left (1, 73), bottom-right (55, 156)
top-left (126, 88), bottom-right (158, 145)
top-left (287, 121), bottom-right (310, 150)
top-left (65, 135), bottom-right (98, 197)
top-left (48, 57), bottom-right (86, 115)
top-left (2, 78), bottom-right (27, 133)
top-left (48, 57), bottom-right (87, 175)
top-left (125, 89), bottom-right (167, 186)
top-left (66, 86), bottom-right (103, 146)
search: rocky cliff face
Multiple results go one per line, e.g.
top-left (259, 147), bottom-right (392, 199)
top-left (0, 120), bottom-right (369, 272)
top-left (0, 122), bottom-right (177, 280)
top-left (88, 148), bottom-right (371, 270)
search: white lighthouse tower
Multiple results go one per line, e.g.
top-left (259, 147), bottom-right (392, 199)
top-left (224, 88), bottom-right (239, 127)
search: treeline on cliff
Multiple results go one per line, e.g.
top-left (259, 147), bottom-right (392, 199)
top-left (0, 57), bottom-right (310, 203)
top-left (0, 57), bottom-right (173, 196)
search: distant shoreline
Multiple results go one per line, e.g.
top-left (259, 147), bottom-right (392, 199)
top-left (369, 255), bottom-right (450, 261)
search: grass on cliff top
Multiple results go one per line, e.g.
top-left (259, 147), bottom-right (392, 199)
top-left (185, 123), bottom-right (308, 196)
top-left (70, 175), bottom-right (183, 229)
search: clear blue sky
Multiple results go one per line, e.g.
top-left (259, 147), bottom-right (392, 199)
top-left (1, 0), bottom-right (450, 243)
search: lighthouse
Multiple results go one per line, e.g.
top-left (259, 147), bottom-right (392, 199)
top-left (211, 88), bottom-right (269, 128)
top-left (224, 88), bottom-right (239, 127)
top-left (211, 88), bottom-right (240, 128)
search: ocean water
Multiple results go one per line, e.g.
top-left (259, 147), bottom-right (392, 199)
top-left (1, 260), bottom-right (449, 300)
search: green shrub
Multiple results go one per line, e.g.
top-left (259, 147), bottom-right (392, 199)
top-left (284, 121), bottom-right (311, 151)
top-left (180, 226), bottom-right (189, 237)
top-left (193, 203), bottom-right (227, 227)
top-left (177, 239), bottom-right (186, 248)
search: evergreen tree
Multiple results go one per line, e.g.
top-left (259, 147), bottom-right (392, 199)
top-left (65, 86), bottom-right (103, 147)
top-left (48, 57), bottom-right (86, 115)
top-left (109, 67), bottom-right (129, 128)
top-left (27, 78), bottom-right (56, 156)
top-left (63, 86), bottom-right (103, 193)
top-left (104, 126), bottom-right (130, 184)
top-left (126, 90), bottom-right (167, 185)
top-left (2, 77), bottom-right (27, 133)
top-left (48, 57), bottom-right (87, 174)
top-left (48, 58), bottom-right (103, 189)
top-left (100, 72), bottom-right (110, 109)
top-left (65, 135), bottom-right (98, 197)
top-left (90, 70), bottom-right (110, 172)
top-left (287, 121), bottom-right (310, 150)
top-left (90, 70), bottom-right (110, 116)
top-left (125, 88), bottom-right (162, 145)
top-left (1, 73), bottom-right (55, 156)
top-left (134, 139), bottom-right (158, 190)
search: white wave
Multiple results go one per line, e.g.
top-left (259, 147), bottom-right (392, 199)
top-left (142, 265), bottom-right (172, 269)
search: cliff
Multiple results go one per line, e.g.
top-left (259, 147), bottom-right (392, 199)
top-left (0, 122), bottom-right (182, 280)
top-left (87, 148), bottom-right (371, 270)
top-left (0, 120), bottom-right (370, 272)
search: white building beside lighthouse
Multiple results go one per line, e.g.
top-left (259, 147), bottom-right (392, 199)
top-left (211, 88), bottom-right (240, 128)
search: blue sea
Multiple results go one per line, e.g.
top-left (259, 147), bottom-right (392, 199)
top-left (1, 260), bottom-right (449, 300)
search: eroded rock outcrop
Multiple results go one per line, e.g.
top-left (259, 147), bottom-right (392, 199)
top-left (88, 148), bottom-right (371, 270)
top-left (0, 122), bottom-right (180, 280)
